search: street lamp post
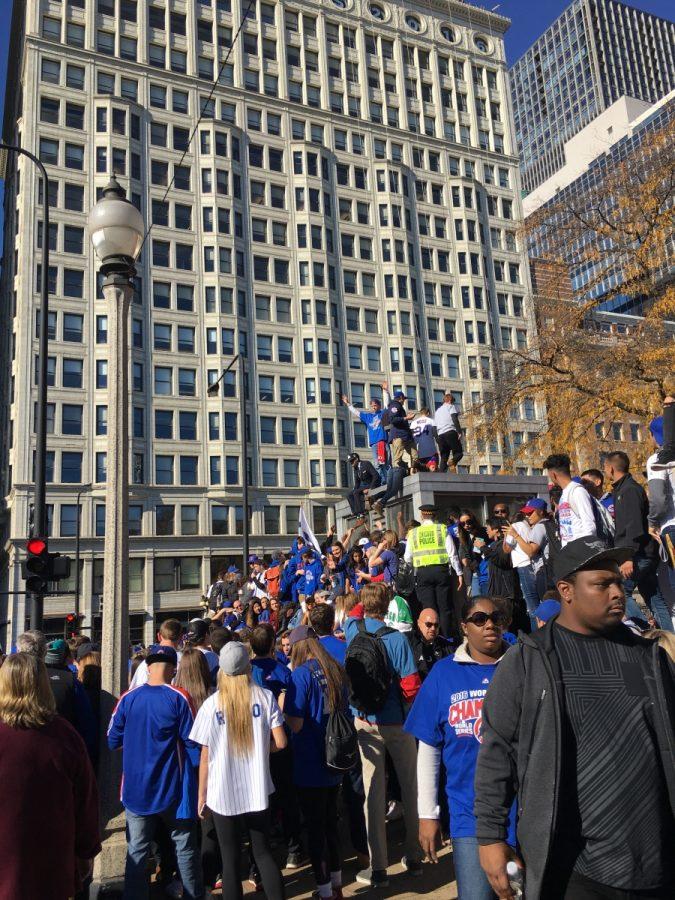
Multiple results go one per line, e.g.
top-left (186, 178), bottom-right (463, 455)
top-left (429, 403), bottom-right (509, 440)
top-left (0, 143), bottom-right (51, 630)
top-left (207, 353), bottom-right (249, 564)
top-left (88, 176), bottom-right (144, 888)
top-left (74, 483), bottom-right (92, 621)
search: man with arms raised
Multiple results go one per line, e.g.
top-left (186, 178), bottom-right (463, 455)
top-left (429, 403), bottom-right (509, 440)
top-left (474, 537), bottom-right (675, 899)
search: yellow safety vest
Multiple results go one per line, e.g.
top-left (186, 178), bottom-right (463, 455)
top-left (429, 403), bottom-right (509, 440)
top-left (409, 523), bottom-right (449, 568)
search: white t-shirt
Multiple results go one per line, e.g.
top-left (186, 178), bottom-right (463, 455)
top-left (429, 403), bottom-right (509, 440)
top-left (434, 403), bottom-right (459, 435)
top-left (506, 521), bottom-right (547, 570)
top-left (557, 481), bottom-right (597, 546)
top-left (189, 684), bottom-right (283, 816)
top-left (647, 452), bottom-right (675, 531)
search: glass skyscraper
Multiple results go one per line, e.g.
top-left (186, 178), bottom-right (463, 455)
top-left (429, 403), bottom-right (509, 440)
top-left (510, 0), bottom-right (675, 196)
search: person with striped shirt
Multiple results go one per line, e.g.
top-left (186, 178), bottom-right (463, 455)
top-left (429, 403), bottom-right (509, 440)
top-left (190, 641), bottom-right (287, 900)
top-left (107, 646), bottom-right (203, 900)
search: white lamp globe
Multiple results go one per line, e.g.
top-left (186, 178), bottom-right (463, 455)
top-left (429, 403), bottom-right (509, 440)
top-left (89, 176), bottom-right (144, 264)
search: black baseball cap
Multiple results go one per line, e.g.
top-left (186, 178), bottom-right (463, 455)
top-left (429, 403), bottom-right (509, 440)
top-left (146, 645), bottom-right (178, 667)
top-left (553, 537), bottom-right (633, 582)
top-left (186, 619), bottom-right (210, 643)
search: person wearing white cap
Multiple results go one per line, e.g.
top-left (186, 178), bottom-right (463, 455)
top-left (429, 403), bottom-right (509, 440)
top-left (189, 642), bottom-right (287, 899)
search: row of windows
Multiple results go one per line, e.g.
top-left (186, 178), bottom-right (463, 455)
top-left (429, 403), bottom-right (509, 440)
top-left (39, 16), bottom-right (506, 149)
top-left (39, 55), bottom-right (508, 186)
top-left (34, 250), bottom-right (521, 314)
top-left (31, 310), bottom-right (529, 379)
top-left (38, 500), bottom-right (313, 544)
top-left (38, 53), bottom-right (505, 167)
top-left (35, 163), bottom-right (514, 259)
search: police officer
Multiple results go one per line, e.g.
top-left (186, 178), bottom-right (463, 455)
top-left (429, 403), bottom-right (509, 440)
top-left (347, 452), bottom-right (381, 516)
top-left (404, 505), bottom-right (463, 638)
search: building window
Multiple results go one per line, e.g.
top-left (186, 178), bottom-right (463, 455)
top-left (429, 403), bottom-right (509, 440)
top-left (181, 505), bottom-right (199, 536)
top-left (61, 452), bottom-right (82, 483)
top-left (156, 455), bottom-right (174, 485)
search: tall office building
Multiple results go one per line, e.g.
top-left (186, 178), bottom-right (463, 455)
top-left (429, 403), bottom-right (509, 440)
top-left (0, 0), bottom-right (538, 643)
top-left (510, 0), bottom-right (675, 196)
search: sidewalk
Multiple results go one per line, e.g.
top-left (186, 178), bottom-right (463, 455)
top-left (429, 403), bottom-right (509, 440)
top-left (238, 818), bottom-right (458, 899)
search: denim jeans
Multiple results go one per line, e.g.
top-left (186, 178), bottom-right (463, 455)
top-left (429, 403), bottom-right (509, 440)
top-left (124, 807), bottom-right (203, 900)
top-left (370, 443), bottom-right (389, 485)
top-left (470, 572), bottom-right (481, 598)
top-left (517, 564), bottom-right (540, 630)
top-left (623, 554), bottom-right (674, 632)
top-left (378, 465), bottom-right (405, 507)
top-left (452, 836), bottom-right (496, 900)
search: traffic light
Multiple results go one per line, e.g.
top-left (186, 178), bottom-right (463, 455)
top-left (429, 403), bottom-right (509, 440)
top-left (23, 537), bottom-right (49, 593)
top-left (22, 541), bottom-right (72, 593)
top-left (64, 612), bottom-right (83, 639)
top-left (48, 554), bottom-right (71, 581)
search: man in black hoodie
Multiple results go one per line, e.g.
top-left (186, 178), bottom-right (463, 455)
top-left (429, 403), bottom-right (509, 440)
top-left (604, 450), bottom-right (673, 632)
top-left (474, 537), bottom-right (675, 899)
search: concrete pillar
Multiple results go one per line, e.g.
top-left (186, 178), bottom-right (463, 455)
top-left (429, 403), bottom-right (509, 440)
top-left (92, 271), bottom-right (131, 891)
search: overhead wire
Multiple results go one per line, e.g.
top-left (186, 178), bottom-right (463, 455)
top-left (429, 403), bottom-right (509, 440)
top-left (134, 0), bottom-right (258, 264)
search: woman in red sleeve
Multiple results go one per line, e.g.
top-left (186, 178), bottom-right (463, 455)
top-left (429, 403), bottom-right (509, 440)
top-left (0, 652), bottom-right (101, 900)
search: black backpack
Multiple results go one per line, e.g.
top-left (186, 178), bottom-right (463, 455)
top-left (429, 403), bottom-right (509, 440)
top-left (345, 620), bottom-right (395, 714)
top-left (325, 708), bottom-right (359, 771)
top-left (394, 559), bottom-right (415, 599)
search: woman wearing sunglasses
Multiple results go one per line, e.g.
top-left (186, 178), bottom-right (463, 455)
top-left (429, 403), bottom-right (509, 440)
top-left (405, 596), bottom-right (516, 899)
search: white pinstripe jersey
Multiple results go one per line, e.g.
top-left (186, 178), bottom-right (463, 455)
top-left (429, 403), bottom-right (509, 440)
top-left (189, 684), bottom-right (283, 816)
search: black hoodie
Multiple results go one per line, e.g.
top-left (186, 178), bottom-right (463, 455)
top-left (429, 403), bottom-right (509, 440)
top-left (474, 619), bottom-right (675, 898)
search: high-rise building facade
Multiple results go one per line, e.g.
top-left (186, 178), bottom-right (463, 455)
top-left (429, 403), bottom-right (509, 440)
top-left (511, 0), bottom-right (675, 196)
top-left (0, 0), bottom-right (538, 643)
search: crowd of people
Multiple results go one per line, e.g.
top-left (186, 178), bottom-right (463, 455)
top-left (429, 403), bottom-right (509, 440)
top-left (0, 395), bottom-right (674, 900)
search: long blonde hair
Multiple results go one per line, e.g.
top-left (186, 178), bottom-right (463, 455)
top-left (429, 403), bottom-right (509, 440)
top-left (217, 672), bottom-right (254, 756)
top-left (175, 648), bottom-right (212, 711)
top-left (290, 637), bottom-right (345, 714)
top-left (0, 653), bottom-right (56, 729)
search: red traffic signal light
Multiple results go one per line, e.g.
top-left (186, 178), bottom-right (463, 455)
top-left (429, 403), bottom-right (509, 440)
top-left (27, 538), bottom-right (47, 556)
top-left (64, 612), bottom-right (83, 639)
top-left (24, 537), bottom-right (50, 593)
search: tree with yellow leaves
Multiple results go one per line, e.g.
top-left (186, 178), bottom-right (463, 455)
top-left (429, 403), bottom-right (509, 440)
top-left (476, 112), bottom-right (675, 473)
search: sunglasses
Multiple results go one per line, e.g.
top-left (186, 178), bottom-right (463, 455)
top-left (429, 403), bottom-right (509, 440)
top-left (422, 621), bottom-right (439, 629)
top-left (464, 611), bottom-right (507, 627)
top-left (459, 519), bottom-right (472, 526)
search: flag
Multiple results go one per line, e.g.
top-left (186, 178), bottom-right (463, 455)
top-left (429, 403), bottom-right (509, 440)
top-left (299, 507), bottom-right (322, 554)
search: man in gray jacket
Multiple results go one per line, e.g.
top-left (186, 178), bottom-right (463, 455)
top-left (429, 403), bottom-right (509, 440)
top-left (474, 537), bottom-right (675, 899)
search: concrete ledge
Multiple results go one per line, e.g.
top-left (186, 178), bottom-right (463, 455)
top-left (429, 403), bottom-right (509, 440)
top-left (337, 472), bottom-right (548, 533)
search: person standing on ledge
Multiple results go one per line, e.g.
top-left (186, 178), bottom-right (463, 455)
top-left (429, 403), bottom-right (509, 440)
top-left (434, 394), bottom-right (463, 473)
top-left (342, 384), bottom-right (391, 484)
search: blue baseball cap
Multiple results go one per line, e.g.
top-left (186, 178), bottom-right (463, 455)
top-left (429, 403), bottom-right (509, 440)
top-left (650, 415), bottom-right (663, 447)
top-left (248, 554), bottom-right (260, 564)
top-left (521, 497), bottom-right (547, 513)
top-left (393, 390), bottom-right (407, 400)
top-left (226, 565), bottom-right (239, 574)
top-left (146, 645), bottom-right (178, 667)
top-left (534, 600), bottom-right (561, 623)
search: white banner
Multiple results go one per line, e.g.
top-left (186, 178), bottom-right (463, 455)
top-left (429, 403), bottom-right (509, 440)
top-left (298, 507), bottom-right (322, 554)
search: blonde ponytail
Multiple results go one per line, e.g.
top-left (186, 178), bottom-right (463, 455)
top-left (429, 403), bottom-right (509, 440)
top-left (216, 671), bottom-right (254, 756)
